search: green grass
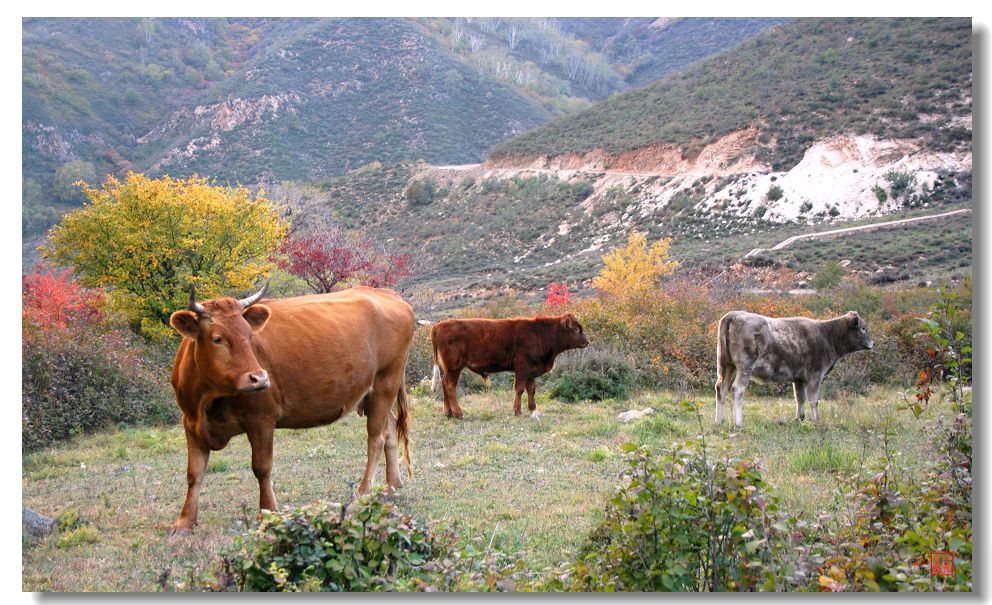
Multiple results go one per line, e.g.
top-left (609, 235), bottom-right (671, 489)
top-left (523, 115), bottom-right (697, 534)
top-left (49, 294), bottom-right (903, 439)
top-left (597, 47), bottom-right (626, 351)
top-left (22, 384), bottom-right (954, 591)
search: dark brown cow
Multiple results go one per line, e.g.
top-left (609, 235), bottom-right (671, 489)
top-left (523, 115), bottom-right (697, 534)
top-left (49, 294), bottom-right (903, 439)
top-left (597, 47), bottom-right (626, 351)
top-left (430, 314), bottom-right (589, 418)
top-left (715, 310), bottom-right (874, 427)
top-left (168, 281), bottom-right (414, 534)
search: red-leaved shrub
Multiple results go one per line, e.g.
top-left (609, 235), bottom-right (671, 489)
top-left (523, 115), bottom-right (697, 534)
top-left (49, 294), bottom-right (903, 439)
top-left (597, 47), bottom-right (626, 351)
top-left (22, 266), bottom-right (175, 450)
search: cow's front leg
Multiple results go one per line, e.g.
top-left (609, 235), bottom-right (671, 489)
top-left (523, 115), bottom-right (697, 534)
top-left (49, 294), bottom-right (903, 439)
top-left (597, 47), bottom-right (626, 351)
top-left (246, 423), bottom-right (277, 515)
top-left (793, 381), bottom-right (807, 421)
top-left (171, 427), bottom-right (210, 535)
top-left (512, 373), bottom-right (526, 416)
top-left (525, 378), bottom-right (538, 412)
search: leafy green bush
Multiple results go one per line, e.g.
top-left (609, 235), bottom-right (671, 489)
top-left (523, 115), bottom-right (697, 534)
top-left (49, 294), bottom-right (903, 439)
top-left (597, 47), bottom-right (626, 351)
top-left (570, 180), bottom-right (594, 201)
top-left (403, 178), bottom-right (437, 206)
top-left (884, 170), bottom-right (915, 202)
top-left (766, 184), bottom-right (784, 201)
top-left (562, 431), bottom-right (792, 591)
top-left (547, 347), bottom-right (636, 402)
top-left (192, 491), bottom-right (528, 592)
top-left (872, 184), bottom-right (888, 203)
top-left (22, 331), bottom-right (176, 450)
top-left (812, 261), bottom-right (847, 290)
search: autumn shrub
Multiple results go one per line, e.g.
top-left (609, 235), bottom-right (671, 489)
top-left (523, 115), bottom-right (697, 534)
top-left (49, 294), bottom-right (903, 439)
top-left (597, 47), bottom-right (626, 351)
top-left (546, 347), bottom-right (636, 402)
top-left (190, 490), bottom-right (529, 592)
top-left (42, 172), bottom-right (287, 341)
top-left (544, 282), bottom-right (571, 308)
top-left (276, 225), bottom-right (412, 293)
top-left (22, 267), bottom-right (175, 450)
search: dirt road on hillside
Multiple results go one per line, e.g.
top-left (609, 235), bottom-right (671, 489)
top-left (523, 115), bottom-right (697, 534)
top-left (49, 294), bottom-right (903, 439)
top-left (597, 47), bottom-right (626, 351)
top-left (742, 208), bottom-right (972, 259)
top-left (432, 163), bottom-right (676, 179)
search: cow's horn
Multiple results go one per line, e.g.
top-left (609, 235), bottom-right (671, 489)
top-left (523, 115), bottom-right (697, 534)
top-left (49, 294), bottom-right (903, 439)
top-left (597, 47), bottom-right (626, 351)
top-left (188, 283), bottom-right (205, 314)
top-left (237, 278), bottom-right (270, 308)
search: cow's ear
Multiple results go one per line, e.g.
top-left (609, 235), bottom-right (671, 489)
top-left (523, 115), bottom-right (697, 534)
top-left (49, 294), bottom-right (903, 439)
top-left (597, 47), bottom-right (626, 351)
top-left (243, 304), bottom-right (271, 333)
top-left (847, 311), bottom-right (860, 327)
top-left (170, 310), bottom-right (200, 339)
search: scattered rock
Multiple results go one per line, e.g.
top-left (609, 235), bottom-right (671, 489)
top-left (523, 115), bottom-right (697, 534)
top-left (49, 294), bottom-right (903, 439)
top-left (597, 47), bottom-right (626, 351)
top-left (23, 507), bottom-right (55, 536)
top-left (617, 407), bottom-right (656, 423)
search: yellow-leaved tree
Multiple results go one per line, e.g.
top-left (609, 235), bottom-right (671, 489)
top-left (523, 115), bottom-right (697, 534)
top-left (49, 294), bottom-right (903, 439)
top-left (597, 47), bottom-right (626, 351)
top-left (592, 231), bottom-right (680, 299)
top-left (43, 172), bottom-right (288, 340)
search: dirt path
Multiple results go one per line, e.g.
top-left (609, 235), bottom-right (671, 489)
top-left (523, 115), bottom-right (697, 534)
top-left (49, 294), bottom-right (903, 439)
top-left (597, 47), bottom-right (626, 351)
top-left (432, 163), bottom-right (676, 179)
top-left (742, 208), bottom-right (972, 259)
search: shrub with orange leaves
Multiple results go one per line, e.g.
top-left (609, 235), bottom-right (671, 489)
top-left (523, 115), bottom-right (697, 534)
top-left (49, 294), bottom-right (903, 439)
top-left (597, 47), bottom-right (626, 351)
top-left (545, 282), bottom-right (572, 309)
top-left (22, 266), bottom-right (102, 337)
top-left (22, 265), bottom-right (175, 450)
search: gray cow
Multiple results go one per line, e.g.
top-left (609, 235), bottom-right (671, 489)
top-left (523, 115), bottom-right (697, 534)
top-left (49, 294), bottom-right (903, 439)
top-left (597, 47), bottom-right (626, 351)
top-left (715, 310), bottom-right (874, 427)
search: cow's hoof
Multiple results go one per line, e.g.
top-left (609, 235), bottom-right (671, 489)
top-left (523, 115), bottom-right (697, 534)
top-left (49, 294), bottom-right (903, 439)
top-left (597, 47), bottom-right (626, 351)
top-left (513, 410), bottom-right (522, 417)
top-left (169, 523), bottom-right (193, 536)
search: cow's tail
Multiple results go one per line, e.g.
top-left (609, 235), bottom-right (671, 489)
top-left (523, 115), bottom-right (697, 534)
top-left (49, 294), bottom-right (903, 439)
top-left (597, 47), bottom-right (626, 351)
top-left (716, 312), bottom-right (735, 380)
top-left (396, 382), bottom-right (413, 479)
top-left (430, 327), bottom-right (441, 393)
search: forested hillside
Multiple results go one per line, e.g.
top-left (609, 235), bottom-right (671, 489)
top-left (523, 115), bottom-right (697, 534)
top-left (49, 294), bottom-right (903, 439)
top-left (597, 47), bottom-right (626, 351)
top-left (23, 17), bottom-right (781, 237)
top-left (490, 18), bottom-right (972, 171)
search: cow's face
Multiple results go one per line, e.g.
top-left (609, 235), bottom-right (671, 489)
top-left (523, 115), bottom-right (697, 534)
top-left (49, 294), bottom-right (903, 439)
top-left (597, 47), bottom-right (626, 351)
top-left (559, 313), bottom-right (590, 350)
top-left (844, 311), bottom-right (874, 353)
top-left (171, 298), bottom-right (273, 394)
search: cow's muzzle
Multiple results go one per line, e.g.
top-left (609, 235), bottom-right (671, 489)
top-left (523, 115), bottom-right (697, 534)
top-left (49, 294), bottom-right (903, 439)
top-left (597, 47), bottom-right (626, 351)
top-left (237, 370), bottom-right (271, 393)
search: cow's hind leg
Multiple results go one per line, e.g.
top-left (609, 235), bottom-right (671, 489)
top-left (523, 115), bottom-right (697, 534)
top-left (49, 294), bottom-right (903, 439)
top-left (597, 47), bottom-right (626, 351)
top-left (715, 365), bottom-right (734, 424)
top-left (358, 388), bottom-right (390, 495)
top-left (246, 423), bottom-right (277, 515)
top-left (805, 377), bottom-right (823, 422)
top-left (526, 378), bottom-right (538, 412)
top-left (441, 367), bottom-right (464, 419)
top-left (382, 408), bottom-right (403, 491)
top-left (731, 370), bottom-right (751, 428)
top-left (512, 372), bottom-right (527, 416)
top-left (793, 381), bottom-right (807, 421)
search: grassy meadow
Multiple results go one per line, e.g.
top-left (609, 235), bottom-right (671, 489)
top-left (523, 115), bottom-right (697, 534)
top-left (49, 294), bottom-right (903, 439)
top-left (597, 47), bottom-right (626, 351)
top-left (22, 381), bottom-right (950, 591)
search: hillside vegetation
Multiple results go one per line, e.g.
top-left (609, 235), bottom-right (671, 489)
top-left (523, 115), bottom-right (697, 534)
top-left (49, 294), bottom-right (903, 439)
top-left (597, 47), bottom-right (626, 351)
top-left (490, 18), bottom-right (972, 171)
top-left (23, 18), bottom-right (297, 193)
top-left (23, 16), bottom-right (778, 232)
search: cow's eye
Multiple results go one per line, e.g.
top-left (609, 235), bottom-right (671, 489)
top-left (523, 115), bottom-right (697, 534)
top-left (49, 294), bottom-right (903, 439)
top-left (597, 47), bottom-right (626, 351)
top-left (861, 327), bottom-right (867, 333)
top-left (212, 335), bottom-right (223, 345)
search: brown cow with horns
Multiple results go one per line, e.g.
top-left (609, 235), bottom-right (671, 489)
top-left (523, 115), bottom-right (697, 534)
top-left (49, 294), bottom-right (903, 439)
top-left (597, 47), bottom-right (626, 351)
top-left (167, 280), bottom-right (415, 534)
